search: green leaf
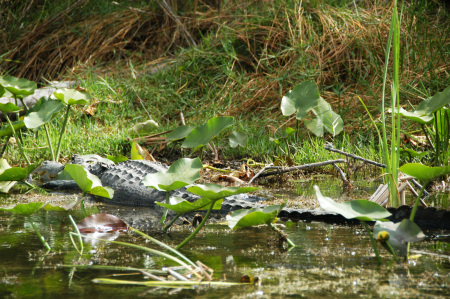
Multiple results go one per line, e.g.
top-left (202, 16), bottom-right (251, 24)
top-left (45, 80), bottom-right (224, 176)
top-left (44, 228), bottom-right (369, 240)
top-left (44, 203), bottom-right (70, 211)
top-left (24, 97), bottom-right (65, 129)
top-left (0, 159), bottom-right (16, 193)
top-left (142, 158), bottom-right (203, 191)
top-left (0, 161), bottom-right (40, 181)
top-left (227, 205), bottom-right (281, 229)
top-left (390, 107), bottom-right (433, 125)
top-left (0, 119), bottom-right (25, 137)
top-left (304, 97), bottom-right (343, 137)
top-left (157, 197), bottom-right (223, 213)
top-left (229, 131), bottom-right (247, 148)
top-left (373, 219), bottom-right (425, 256)
top-left (281, 81), bottom-right (320, 120)
top-left (64, 164), bottom-right (114, 198)
top-left (128, 120), bottom-right (159, 135)
top-left (166, 125), bottom-right (195, 142)
top-left (415, 85), bottom-right (450, 115)
top-left (182, 116), bottom-right (234, 149)
top-left (0, 84), bottom-right (4, 97)
top-left (187, 183), bottom-right (259, 200)
top-left (53, 88), bottom-right (91, 106)
top-left (399, 163), bottom-right (450, 181)
top-left (0, 102), bottom-right (22, 113)
top-left (107, 155), bottom-right (128, 163)
top-left (399, 148), bottom-right (428, 159)
top-left (130, 142), bottom-right (143, 160)
top-left (314, 185), bottom-right (391, 221)
top-left (0, 202), bottom-right (44, 215)
top-left (0, 76), bottom-right (37, 98)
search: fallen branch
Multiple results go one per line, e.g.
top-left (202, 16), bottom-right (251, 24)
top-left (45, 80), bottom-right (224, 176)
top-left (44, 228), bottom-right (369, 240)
top-left (249, 159), bottom-right (346, 182)
top-left (324, 145), bottom-right (385, 168)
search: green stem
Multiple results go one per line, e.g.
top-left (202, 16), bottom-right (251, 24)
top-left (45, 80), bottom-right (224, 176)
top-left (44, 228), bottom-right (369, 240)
top-left (409, 181), bottom-right (428, 222)
top-left (362, 221), bottom-right (381, 265)
top-left (384, 240), bottom-right (399, 263)
top-left (0, 136), bottom-right (10, 158)
top-left (44, 124), bottom-right (55, 161)
top-left (176, 201), bottom-right (215, 249)
top-left (434, 112), bottom-right (440, 166)
top-left (55, 105), bottom-right (71, 161)
top-left (421, 124), bottom-right (435, 152)
top-left (160, 191), bottom-right (170, 225)
top-left (68, 215), bottom-right (84, 253)
top-left (5, 115), bottom-right (30, 165)
top-left (130, 227), bottom-right (197, 268)
top-left (163, 213), bottom-right (181, 232)
top-left (26, 216), bottom-right (52, 251)
top-left (269, 222), bottom-right (295, 248)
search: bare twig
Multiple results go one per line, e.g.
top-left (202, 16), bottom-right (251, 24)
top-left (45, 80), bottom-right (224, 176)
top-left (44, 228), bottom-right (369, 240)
top-left (332, 163), bottom-right (347, 183)
top-left (324, 145), bottom-right (385, 168)
top-left (248, 163), bottom-right (273, 184)
top-left (249, 160), bottom-right (346, 182)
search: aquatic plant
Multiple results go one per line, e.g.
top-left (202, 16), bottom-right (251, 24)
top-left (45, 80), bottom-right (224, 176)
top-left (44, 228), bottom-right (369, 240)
top-left (0, 159), bottom-right (40, 192)
top-left (158, 183), bottom-right (258, 249)
top-left (0, 202), bottom-right (51, 251)
top-left (142, 157), bottom-right (203, 224)
top-left (314, 185), bottom-right (424, 263)
top-left (227, 203), bottom-right (295, 248)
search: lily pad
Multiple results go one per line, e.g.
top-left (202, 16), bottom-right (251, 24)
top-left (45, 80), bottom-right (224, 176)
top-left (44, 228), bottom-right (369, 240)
top-left (187, 184), bottom-right (259, 200)
top-left (314, 185), bottom-right (391, 221)
top-left (64, 164), bottom-right (114, 198)
top-left (303, 97), bottom-right (343, 137)
top-left (399, 163), bottom-right (450, 181)
top-left (24, 97), bottom-right (65, 129)
top-left (53, 88), bottom-right (91, 106)
top-left (166, 125), bottom-right (195, 142)
top-left (157, 196), bottom-right (223, 213)
top-left (0, 76), bottom-right (37, 98)
top-left (281, 80), bottom-right (320, 120)
top-left (227, 204), bottom-right (282, 229)
top-left (229, 131), bottom-right (248, 148)
top-left (0, 102), bottom-right (22, 113)
top-left (77, 213), bottom-right (128, 233)
top-left (143, 158), bottom-right (202, 191)
top-left (182, 116), bottom-right (234, 149)
top-left (0, 202), bottom-right (44, 216)
top-left (373, 219), bottom-right (425, 256)
top-left (0, 161), bottom-right (40, 181)
top-left (0, 119), bottom-right (25, 137)
top-left (0, 159), bottom-right (16, 193)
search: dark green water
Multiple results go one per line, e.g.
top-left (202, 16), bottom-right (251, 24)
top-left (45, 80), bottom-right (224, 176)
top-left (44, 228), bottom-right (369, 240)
top-left (1, 202), bottom-right (448, 298)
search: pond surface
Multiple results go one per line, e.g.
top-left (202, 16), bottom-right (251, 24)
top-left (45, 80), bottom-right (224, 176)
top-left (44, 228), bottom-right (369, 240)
top-left (1, 198), bottom-right (449, 298)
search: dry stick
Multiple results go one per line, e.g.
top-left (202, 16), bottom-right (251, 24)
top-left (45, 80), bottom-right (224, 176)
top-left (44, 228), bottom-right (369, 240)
top-left (156, 0), bottom-right (197, 47)
top-left (250, 160), bottom-right (346, 182)
top-left (132, 130), bottom-right (173, 141)
top-left (332, 163), bottom-right (347, 183)
top-left (324, 145), bottom-right (385, 168)
top-left (324, 146), bottom-right (429, 197)
top-left (248, 163), bottom-right (273, 184)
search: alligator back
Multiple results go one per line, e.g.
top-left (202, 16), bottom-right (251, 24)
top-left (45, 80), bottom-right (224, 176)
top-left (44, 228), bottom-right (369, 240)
top-left (99, 160), bottom-right (169, 206)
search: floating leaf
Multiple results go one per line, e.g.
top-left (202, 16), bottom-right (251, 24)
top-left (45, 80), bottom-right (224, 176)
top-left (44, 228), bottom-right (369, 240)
top-left (227, 204), bottom-right (282, 229)
top-left (157, 197), bottom-right (223, 213)
top-left (0, 202), bottom-right (44, 215)
top-left (0, 76), bottom-right (37, 98)
top-left (24, 97), bottom-right (65, 129)
top-left (229, 131), bottom-right (247, 148)
top-left (399, 163), bottom-right (450, 181)
top-left (143, 158), bottom-right (202, 191)
top-left (373, 219), bottom-right (425, 256)
top-left (314, 185), bottom-right (391, 221)
top-left (53, 88), bottom-right (91, 106)
top-left (281, 81), bottom-right (320, 120)
top-left (182, 116), bottom-right (234, 149)
top-left (64, 164), bottom-right (114, 198)
top-left (77, 213), bottom-right (128, 233)
top-left (187, 184), bottom-right (259, 200)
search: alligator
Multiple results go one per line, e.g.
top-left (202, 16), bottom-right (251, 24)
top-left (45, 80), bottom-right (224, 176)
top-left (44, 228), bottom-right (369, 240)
top-left (34, 155), bottom-right (450, 230)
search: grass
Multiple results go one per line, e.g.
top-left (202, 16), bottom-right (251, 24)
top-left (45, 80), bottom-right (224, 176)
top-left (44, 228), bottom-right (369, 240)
top-left (1, 0), bottom-right (449, 168)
